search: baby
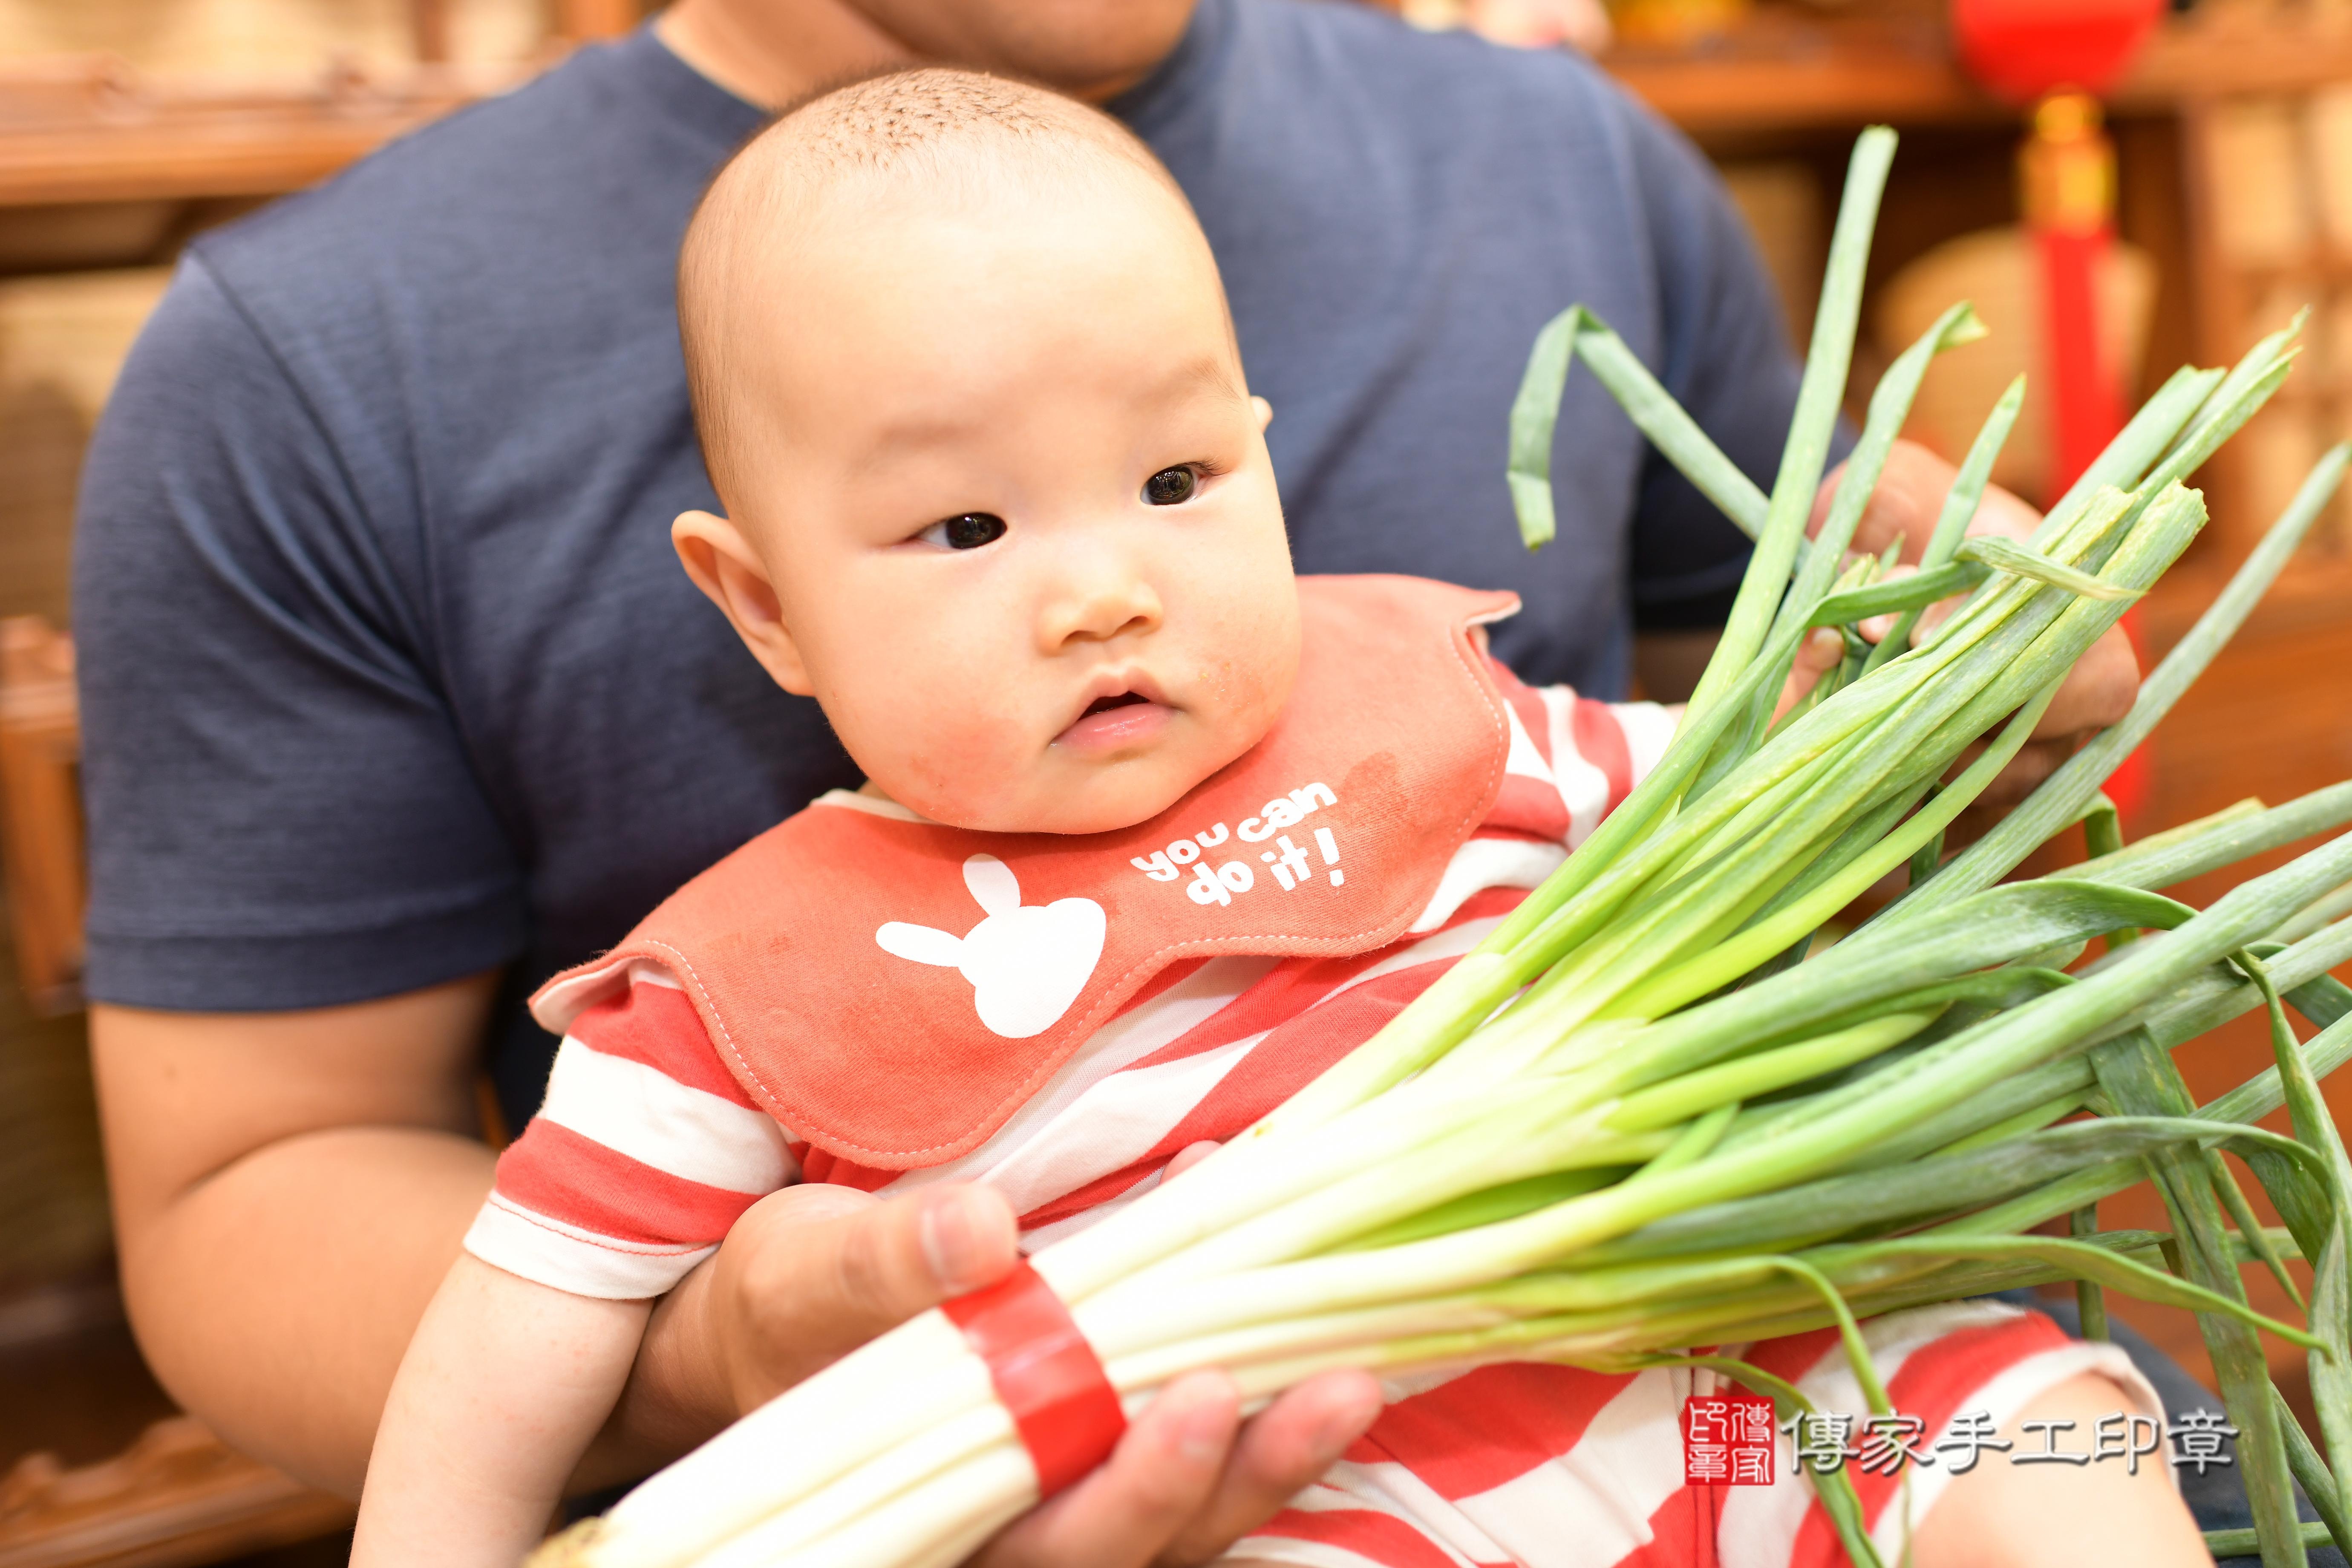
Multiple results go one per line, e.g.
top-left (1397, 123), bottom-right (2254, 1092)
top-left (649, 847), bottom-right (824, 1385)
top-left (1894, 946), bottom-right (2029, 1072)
top-left (354, 68), bottom-right (2207, 1568)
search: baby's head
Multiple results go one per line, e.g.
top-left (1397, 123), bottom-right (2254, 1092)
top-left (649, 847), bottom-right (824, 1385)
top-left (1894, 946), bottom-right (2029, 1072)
top-left (673, 68), bottom-right (1299, 835)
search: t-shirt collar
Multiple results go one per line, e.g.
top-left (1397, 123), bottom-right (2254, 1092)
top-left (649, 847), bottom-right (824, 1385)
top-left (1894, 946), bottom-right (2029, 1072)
top-left (623, 21), bottom-right (772, 153)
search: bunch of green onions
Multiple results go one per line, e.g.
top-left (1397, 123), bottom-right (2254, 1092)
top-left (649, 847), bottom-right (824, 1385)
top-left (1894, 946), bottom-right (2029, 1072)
top-left (539, 127), bottom-right (2352, 1568)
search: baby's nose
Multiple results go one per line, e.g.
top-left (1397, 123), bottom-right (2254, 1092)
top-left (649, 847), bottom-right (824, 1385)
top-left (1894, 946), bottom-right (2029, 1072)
top-left (1037, 570), bottom-right (1163, 652)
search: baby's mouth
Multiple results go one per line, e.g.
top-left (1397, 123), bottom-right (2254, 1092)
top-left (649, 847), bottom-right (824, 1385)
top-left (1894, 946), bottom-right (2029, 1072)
top-left (1055, 683), bottom-right (1175, 754)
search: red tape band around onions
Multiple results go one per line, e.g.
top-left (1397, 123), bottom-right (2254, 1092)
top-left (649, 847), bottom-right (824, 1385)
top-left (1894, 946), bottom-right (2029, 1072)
top-left (941, 1260), bottom-right (1127, 1497)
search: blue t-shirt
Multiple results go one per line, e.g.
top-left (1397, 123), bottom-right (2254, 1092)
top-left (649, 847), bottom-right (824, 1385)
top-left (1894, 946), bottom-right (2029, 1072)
top-left (75, 0), bottom-right (1801, 1121)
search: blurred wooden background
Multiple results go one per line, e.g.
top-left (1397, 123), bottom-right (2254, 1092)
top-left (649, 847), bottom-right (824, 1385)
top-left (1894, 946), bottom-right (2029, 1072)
top-left (3, 0), bottom-right (2352, 1562)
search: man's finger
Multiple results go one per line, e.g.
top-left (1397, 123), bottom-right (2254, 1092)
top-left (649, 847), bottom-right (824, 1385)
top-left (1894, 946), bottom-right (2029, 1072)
top-left (2033, 623), bottom-right (2138, 739)
top-left (1983, 738), bottom-right (2070, 807)
top-left (723, 1182), bottom-right (1020, 1376)
top-left (1943, 739), bottom-right (2076, 847)
top-left (1159, 1370), bottom-right (1386, 1565)
top-left (1812, 441), bottom-right (1950, 562)
top-left (1813, 438), bottom-right (2042, 563)
top-left (975, 1371), bottom-right (1241, 1568)
top-left (1772, 628), bottom-right (1846, 723)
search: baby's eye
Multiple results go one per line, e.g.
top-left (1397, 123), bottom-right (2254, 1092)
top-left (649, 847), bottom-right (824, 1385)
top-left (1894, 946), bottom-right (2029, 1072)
top-left (917, 512), bottom-right (1007, 550)
top-left (1142, 466), bottom-right (1198, 507)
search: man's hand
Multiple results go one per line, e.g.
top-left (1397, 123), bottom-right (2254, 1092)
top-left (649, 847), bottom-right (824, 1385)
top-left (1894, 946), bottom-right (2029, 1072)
top-left (632, 1154), bottom-right (1382, 1568)
top-left (1811, 438), bottom-right (2140, 840)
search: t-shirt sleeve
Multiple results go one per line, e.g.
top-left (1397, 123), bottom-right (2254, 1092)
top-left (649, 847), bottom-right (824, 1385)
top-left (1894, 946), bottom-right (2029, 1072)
top-left (1485, 656), bottom-right (1677, 848)
top-left (468, 974), bottom-right (798, 1299)
top-left (72, 253), bottom-right (527, 1009)
top-left (1613, 97), bottom-right (1827, 634)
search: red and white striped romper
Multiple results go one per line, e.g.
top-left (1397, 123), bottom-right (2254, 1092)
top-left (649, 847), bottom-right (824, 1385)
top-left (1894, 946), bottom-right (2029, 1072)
top-left (468, 576), bottom-right (2156, 1568)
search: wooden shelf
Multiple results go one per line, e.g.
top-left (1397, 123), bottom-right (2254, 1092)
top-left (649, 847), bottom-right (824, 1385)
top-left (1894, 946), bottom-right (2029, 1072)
top-left (0, 1416), bottom-right (351, 1568)
top-left (2123, 14), bottom-right (2352, 106)
top-left (0, 57), bottom-right (538, 208)
top-left (1602, 12), bottom-right (1990, 136)
top-left (2227, 251), bottom-right (2352, 287)
top-left (1600, 7), bottom-right (2352, 138)
top-left (0, 8), bottom-right (2344, 208)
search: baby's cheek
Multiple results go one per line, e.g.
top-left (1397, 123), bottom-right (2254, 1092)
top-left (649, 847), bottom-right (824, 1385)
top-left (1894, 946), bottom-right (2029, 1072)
top-left (1191, 593), bottom-right (1300, 744)
top-left (873, 692), bottom-right (1032, 817)
top-left (1199, 650), bottom-right (1286, 734)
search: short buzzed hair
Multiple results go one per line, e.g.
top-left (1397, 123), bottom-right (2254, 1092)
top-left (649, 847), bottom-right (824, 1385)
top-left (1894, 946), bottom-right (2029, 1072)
top-left (677, 66), bottom-right (1190, 503)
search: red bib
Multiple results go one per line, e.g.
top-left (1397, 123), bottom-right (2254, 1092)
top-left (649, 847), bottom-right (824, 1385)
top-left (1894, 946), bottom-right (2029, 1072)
top-left (532, 575), bottom-right (1519, 1168)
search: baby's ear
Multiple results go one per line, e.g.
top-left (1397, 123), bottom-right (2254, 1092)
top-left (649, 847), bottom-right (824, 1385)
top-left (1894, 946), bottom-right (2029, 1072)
top-left (671, 510), bottom-right (815, 695)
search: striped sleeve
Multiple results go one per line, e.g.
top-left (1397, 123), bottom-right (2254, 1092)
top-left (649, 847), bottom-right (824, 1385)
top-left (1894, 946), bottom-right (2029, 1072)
top-left (1481, 657), bottom-right (1679, 847)
top-left (464, 971), bottom-right (798, 1299)
top-left (1224, 1302), bottom-right (2159, 1568)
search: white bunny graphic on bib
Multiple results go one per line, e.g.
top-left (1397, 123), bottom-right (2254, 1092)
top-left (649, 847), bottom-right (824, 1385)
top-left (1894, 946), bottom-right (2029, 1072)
top-left (875, 855), bottom-right (1108, 1039)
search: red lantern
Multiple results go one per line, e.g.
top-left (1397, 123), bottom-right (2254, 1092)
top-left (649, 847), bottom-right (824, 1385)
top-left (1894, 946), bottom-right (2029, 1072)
top-left (1950, 0), bottom-right (2165, 821)
top-left (1951, 0), bottom-right (2164, 491)
top-left (1951, 0), bottom-right (2164, 107)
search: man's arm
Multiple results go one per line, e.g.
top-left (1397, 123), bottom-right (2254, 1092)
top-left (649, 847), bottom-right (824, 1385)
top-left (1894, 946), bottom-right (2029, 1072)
top-left (90, 980), bottom-right (999, 1495)
top-left (93, 978), bottom-right (504, 1494)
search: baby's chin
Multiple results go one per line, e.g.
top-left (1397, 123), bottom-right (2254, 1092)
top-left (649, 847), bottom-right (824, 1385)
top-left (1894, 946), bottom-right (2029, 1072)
top-left (898, 735), bottom-right (1254, 837)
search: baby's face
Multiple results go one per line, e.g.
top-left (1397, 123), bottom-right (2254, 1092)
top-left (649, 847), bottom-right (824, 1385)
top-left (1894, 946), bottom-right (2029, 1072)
top-left (678, 170), bottom-right (1300, 834)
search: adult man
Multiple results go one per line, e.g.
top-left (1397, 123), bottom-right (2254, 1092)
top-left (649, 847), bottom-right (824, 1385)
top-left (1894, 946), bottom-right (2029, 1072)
top-left (76, 1), bottom-right (2136, 1562)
